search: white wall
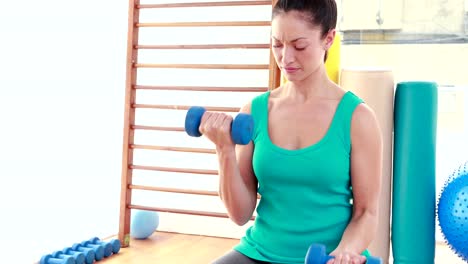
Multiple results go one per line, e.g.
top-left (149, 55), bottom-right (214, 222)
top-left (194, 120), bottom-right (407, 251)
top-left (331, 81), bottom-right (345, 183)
top-left (341, 44), bottom-right (468, 86)
top-left (339, 0), bottom-right (466, 33)
top-left (0, 1), bottom-right (128, 263)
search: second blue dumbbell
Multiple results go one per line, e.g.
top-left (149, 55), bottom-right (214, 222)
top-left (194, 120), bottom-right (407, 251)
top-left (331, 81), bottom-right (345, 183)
top-left (84, 237), bottom-right (121, 257)
top-left (185, 106), bottom-right (254, 145)
top-left (72, 242), bottom-right (104, 262)
top-left (52, 250), bottom-right (84, 264)
top-left (63, 247), bottom-right (94, 264)
top-left (305, 244), bottom-right (382, 264)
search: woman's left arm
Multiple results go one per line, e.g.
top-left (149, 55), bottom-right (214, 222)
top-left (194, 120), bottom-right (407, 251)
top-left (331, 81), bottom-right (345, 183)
top-left (329, 103), bottom-right (383, 263)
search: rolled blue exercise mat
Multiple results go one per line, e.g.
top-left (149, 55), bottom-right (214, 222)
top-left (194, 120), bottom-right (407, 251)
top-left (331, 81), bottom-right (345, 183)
top-left (391, 81), bottom-right (438, 264)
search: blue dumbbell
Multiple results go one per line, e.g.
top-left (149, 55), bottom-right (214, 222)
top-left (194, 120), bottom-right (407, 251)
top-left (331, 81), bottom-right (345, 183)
top-left (80, 240), bottom-right (107, 260)
top-left (63, 247), bottom-right (94, 264)
top-left (82, 238), bottom-right (112, 258)
top-left (87, 237), bottom-right (121, 255)
top-left (52, 250), bottom-right (84, 264)
top-left (72, 242), bottom-right (104, 261)
top-left (185, 106), bottom-right (254, 145)
top-left (305, 244), bottom-right (382, 264)
top-left (40, 254), bottom-right (74, 264)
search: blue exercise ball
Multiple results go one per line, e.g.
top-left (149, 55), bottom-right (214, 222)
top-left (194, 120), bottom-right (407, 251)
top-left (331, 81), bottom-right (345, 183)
top-left (130, 210), bottom-right (159, 239)
top-left (437, 161), bottom-right (468, 261)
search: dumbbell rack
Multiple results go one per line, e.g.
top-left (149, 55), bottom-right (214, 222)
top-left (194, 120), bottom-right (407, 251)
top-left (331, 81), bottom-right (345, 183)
top-left (38, 237), bottom-right (121, 264)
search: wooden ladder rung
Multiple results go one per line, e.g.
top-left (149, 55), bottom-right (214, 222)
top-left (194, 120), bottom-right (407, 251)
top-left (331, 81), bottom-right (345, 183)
top-left (130, 185), bottom-right (262, 199)
top-left (138, 1), bottom-right (272, 9)
top-left (130, 185), bottom-right (219, 196)
top-left (131, 125), bottom-right (185, 132)
top-left (131, 144), bottom-right (216, 154)
top-left (136, 21), bottom-right (271, 27)
top-left (132, 104), bottom-right (240, 112)
top-left (131, 165), bottom-right (218, 175)
top-left (135, 44), bottom-right (270, 49)
top-left (129, 204), bottom-right (256, 220)
top-left (134, 85), bottom-right (268, 92)
top-left (134, 63), bottom-right (269, 70)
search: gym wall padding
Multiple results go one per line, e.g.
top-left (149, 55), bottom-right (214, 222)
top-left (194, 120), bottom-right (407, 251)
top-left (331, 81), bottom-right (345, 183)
top-left (391, 81), bottom-right (438, 264)
top-left (340, 68), bottom-right (395, 264)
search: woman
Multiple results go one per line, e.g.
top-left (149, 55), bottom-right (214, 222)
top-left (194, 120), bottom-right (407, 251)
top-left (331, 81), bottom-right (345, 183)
top-left (203, 1), bottom-right (383, 263)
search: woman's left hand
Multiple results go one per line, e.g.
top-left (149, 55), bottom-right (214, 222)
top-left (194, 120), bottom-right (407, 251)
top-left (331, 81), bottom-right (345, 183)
top-left (326, 249), bottom-right (366, 264)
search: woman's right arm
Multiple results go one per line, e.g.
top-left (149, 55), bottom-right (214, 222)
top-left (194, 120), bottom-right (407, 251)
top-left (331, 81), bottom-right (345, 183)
top-left (199, 102), bottom-right (258, 226)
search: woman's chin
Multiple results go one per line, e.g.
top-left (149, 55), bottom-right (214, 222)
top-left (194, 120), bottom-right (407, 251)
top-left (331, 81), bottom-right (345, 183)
top-left (282, 73), bottom-right (302, 82)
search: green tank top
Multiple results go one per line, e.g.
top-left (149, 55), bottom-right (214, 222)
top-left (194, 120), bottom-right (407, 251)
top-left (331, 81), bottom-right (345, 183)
top-left (234, 90), bottom-right (369, 263)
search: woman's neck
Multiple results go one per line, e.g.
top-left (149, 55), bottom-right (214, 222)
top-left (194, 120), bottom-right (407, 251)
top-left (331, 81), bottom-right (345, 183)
top-left (282, 68), bottom-right (336, 102)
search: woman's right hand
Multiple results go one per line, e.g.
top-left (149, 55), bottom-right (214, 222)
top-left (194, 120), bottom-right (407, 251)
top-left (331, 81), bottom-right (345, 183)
top-left (199, 111), bottom-right (235, 151)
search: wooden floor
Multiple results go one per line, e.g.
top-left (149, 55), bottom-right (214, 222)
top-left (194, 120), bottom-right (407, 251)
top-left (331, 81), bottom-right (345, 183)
top-left (99, 232), bottom-right (238, 264)
top-left (98, 232), bottom-right (465, 264)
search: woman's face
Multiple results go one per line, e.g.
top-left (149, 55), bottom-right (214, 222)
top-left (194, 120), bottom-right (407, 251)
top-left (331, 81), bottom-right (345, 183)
top-left (271, 11), bottom-right (335, 82)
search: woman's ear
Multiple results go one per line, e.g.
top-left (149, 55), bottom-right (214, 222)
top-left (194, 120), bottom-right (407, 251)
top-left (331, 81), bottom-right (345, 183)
top-left (323, 29), bottom-right (336, 51)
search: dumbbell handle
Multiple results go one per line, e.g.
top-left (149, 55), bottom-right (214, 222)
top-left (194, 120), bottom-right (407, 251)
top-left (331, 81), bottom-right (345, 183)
top-left (185, 106), bottom-right (253, 145)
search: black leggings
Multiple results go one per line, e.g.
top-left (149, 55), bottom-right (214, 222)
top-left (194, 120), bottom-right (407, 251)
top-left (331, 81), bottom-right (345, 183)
top-left (212, 250), bottom-right (270, 264)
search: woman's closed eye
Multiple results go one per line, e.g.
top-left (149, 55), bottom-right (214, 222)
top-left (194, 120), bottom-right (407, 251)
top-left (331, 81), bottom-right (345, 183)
top-left (272, 43), bottom-right (283, 48)
top-left (272, 44), bottom-right (307, 51)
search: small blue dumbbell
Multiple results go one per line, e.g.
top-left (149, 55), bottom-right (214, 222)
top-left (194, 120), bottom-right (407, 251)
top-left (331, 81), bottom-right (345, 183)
top-left (185, 106), bottom-right (254, 145)
top-left (87, 237), bottom-right (121, 255)
top-left (82, 238), bottom-right (113, 258)
top-left (76, 241), bottom-right (105, 261)
top-left (52, 250), bottom-right (84, 264)
top-left (305, 244), bottom-right (382, 264)
top-left (40, 254), bottom-right (75, 264)
top-left (63, 247), bottom-right (94, 264)
top-left (72, 242), bottom-right (104, 262)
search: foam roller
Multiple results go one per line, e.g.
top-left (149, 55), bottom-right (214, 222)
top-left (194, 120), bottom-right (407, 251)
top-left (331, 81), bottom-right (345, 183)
top-left (391, 81), bottom-right (438, 264)
top-left (184, 106), bottom-right (254, 145)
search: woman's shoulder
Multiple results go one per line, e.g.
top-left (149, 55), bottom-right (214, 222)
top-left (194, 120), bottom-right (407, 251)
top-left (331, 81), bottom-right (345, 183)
top-left (239, 90), bottom-right (271, 114)
top-left (352, 103), bottom-right (376, 122)
top-left (269, 85), bottom-right (284, 98)
top-left (350, 102), bottom-right (380, 139)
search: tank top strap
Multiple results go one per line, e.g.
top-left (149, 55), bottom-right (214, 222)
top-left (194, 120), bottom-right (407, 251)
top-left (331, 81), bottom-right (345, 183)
top-left (331, 91), bottom-right (365, 152)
